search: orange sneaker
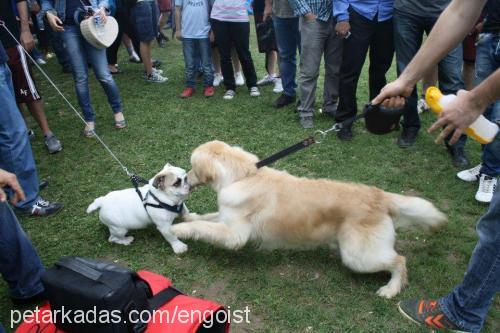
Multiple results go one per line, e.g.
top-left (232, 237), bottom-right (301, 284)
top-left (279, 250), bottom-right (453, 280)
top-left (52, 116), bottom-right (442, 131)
top-left (203, 86), bottom-right (215, 98)
top-left (180, 87), bottom-right (195, 98)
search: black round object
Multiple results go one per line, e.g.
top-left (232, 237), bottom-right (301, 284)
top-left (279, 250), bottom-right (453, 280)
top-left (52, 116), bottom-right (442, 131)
top-left (364, 104), bottom-right (403, 135)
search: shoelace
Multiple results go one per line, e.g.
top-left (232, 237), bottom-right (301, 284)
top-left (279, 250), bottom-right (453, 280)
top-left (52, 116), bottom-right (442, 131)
top-left (35, 198), bottom-right (50, 207)
top-left (480, 176), bottom-right (496, 193)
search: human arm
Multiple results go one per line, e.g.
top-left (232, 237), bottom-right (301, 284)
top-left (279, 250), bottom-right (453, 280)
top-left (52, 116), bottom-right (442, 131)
top-left (429, 68), bottom-right (500, 144)
top-left (175, 6), bottom-right (182, 40)
top-left (288, 0), bottom-right (315, 21)
top-left (372, 0), bottom-right (487, 107)
top-left (334, 0), bottom-right (350, 38)
top-left (41, 0), bottom-right (64, 32)
top-left (0, 169), bottom-right (25, 205)
top-left (263, 0), bottom-right (272, 21)
top-left (17, 1), bottom-right (35, 51)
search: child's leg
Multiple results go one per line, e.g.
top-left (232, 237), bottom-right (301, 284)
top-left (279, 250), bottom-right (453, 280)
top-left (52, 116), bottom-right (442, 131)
top-left (199, 38), bottom-right (214, 87)
top-left (182, 39), bottom-right (197, 88)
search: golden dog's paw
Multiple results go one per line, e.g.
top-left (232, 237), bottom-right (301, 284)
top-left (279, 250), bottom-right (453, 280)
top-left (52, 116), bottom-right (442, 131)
top-left (170, 223), bottom-right (192, 238)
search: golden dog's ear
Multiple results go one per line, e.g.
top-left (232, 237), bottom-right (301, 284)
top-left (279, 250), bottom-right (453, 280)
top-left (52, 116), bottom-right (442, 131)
top-left (153, 171), bottom-right (177, 191)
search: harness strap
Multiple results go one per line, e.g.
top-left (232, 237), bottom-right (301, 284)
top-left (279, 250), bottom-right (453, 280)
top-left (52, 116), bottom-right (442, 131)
top-left (130, 174), bottom-right (184, 215)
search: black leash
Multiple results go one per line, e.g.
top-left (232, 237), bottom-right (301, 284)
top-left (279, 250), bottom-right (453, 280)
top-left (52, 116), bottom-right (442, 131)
top-left (255, 106), bottom-right (374, 169)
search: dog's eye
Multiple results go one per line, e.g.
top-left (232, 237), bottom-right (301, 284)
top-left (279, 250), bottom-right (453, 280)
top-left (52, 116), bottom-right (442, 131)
top-left (173, 178), bottom-right (182, 187)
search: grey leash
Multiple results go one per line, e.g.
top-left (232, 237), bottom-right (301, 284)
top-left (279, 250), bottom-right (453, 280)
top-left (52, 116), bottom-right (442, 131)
top-left (0, 20), bottom-right (134, 178)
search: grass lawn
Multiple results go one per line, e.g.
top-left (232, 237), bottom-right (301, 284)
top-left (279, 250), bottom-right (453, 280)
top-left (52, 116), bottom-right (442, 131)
top-left (1, 23), bottom-right (499, 332)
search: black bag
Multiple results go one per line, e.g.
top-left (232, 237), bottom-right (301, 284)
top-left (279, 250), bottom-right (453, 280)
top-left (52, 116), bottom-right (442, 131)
top-left (42, 257), bottom-right (180, 333)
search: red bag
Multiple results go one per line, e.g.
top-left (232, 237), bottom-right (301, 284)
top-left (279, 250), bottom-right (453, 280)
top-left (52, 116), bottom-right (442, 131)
top-left (15, 270), bottom-right (230, 333)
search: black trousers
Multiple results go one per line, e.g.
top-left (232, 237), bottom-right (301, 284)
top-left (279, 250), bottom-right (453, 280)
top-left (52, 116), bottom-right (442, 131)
top-left (335, 8), bottom-right (394, 124)
top-left (211, 19), bottom-right (257, 90)
top-left (106, 7), bottom-right (141, 65)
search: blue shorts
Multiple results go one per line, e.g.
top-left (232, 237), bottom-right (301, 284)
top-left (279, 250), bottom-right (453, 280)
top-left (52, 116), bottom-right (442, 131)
top-left (131, 1), bottom-right (159, 43)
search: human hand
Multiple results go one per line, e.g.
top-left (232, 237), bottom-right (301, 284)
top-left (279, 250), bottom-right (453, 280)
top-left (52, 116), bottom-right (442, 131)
top-left (96, 8), bottom-right (108, 24)
top-left (304, 13), bottom-right (316, 22)
top-left (428, 89), bottom-right (485, 145)
top-left (20, 30), bottom-right (35, 52)
top-left (335, 21), bottom-right (350, 38)
top-left (46, 12), bottom-right (64, 32)
top-left (371, 77), bottom-right (415, 109)
top-left (0, 169), bottom-right (25, 205)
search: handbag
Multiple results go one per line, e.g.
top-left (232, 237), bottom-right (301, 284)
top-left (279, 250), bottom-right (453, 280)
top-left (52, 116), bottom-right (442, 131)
top-left (14, 257), bottom-right (230, 333)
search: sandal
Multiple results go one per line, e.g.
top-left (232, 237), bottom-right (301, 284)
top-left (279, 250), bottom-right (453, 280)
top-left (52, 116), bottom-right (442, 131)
top-left (115, 119), bottom-right (127, 129)
top-left (83, 127), bottom-right (95, 138)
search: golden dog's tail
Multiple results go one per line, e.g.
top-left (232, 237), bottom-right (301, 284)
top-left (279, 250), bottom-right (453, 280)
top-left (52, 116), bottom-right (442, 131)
top-left (86, 197), bottom-right (104, 214)
top-left (386, 192), bottom-right (447, 232)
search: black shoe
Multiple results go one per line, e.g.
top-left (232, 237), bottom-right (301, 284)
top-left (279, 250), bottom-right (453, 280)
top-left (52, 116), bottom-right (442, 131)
top-left (274, 94), bottom-right (296, 108)
top-left (397, 127), bottom-right (419, 148)
top-left (448, 147), bottom-right (470, 168)
top-left (337, 125), bottom-right (353, 141)
top-left (11, 290), bottom-right (48, 306)
top-left (322, 101), bottom-right (338, 118)
top-left (39, 179), bottom-right (49, 191)
top-left (19, 197), bottom-right (63, 217)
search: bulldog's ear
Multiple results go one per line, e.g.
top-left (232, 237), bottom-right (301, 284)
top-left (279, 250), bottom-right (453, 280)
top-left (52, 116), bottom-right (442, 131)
top-left (152, 175), bottom-right (166, 190)
top-left (164, 162), bottom-right (172, 168)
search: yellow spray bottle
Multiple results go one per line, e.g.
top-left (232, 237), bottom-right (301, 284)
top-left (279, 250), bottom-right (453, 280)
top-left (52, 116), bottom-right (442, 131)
top-left (425, 87), bottom-right (499, 144)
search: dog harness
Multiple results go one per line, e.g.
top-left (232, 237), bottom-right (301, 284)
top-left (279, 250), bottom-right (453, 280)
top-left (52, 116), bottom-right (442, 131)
top-left (130, 175), bottom-right (184, 215)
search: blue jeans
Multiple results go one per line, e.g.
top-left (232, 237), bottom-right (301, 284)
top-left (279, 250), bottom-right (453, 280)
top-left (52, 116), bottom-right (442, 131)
top-left (182, 38), bottom-right (214, 88)
top-left (0, 63), bottom-right (39, 209)
top-left (62, 25), bottom-right (122, 122)
top-left (0, 202), bottom-right (45, 299)
top-left (394, 9), bottom-right (466, 148)
top-left (475, 33), bottom-right (500, 177)
top-left (48, 28), bottom-right (71, 71)
top-left (131, 1), bottom-right (160, 43)
top-left (439, 189), bottom-right (500, 333)
top-left (273, 16), bottom-right (300, 97)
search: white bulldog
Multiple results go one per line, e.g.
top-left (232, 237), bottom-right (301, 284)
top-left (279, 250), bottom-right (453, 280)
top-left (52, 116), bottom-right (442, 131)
top-left (87, 163), bottom-right (190, 254)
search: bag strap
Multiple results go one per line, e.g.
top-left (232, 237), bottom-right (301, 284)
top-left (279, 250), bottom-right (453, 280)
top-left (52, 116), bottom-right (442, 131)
top-left (56, 257), bottom-right (102, 281)
top-left (147, 286), bottom-right (183, 311)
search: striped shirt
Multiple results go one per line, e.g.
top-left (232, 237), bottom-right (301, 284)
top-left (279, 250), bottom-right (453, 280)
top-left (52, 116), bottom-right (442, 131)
top-left (288, 0), bottom-right (333, 22)
top-left (211, 0), bottom-right (249, 22)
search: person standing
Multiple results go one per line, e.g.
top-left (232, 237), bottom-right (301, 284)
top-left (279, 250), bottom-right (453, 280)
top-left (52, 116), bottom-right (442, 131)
top-left (392, 0), bottom-right (469, 167)
top-left (264, 0), bottom-right (301, 108)
top-left (288, 0), bottom-right (343, 128)
top-left (373, 1), bottom-right (499, 331)
top-left (0, 0), bottom-right (63, 154)
top-left (42, 0), bottom-right (127, 137)
top-left (210, 0), bottom-right (261, 100)
top-left (0, 39), bottom-right (63, 216)
top-left (175, 0), bottom-right (215, 98)
top-left (333, 0), bottom-right (395, 141)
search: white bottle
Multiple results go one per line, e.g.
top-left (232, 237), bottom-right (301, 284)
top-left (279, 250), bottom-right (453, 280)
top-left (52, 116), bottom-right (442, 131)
top-left (425, 87), bottom-right (499, 144)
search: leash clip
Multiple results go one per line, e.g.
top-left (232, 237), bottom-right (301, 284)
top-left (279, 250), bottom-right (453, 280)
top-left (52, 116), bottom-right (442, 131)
top-left (313, 123), bottom-right (342, 143)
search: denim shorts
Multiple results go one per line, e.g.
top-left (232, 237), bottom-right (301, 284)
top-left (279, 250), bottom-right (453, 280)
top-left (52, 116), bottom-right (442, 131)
top-left (131, 1), bottom-right (159, 43)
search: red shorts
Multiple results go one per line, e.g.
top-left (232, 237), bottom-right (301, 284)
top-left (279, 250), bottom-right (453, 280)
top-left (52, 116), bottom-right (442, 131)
top-left (6, 46), bottom-right (42, 104)
top-left (158, 0), bottom-right (172, 12)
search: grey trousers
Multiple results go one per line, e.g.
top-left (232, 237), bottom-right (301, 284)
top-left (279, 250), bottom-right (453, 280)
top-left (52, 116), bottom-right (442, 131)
top-left (297, 17), bottom-right (343, 117)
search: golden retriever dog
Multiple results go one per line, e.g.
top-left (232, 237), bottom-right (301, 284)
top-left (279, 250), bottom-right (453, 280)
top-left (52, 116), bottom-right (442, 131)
top-left (170, 141), bottom-right (447, 298)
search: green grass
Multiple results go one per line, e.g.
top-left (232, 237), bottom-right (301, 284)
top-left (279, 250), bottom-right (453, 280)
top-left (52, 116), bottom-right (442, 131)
top-left (1, 26), bottom-right (499, 332)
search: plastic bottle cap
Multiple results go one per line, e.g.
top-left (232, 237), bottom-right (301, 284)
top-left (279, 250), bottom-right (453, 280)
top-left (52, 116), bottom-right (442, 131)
top-left (425, 86), bottom-right (444, 113)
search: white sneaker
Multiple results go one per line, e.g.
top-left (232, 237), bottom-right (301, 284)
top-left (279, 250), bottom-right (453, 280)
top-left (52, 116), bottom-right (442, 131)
top-left (457, 164), bottom-right (482, 182)
top-left (475, 174), bottom-right (497, 203)
top-left (143, 68), bottom-right (166, 79)
top-left (257, 73), bottom-right (276, 86)
top-left (273, 78), bottom-right (283, 93)
top-left (249, 86), bottom-right (261, 97)
top-left (223, 89), bottom-right (236, 100)
top-left (235, 71), bottom-right (245, 86)
top-left (213, 73), bottom-right (223, 87)
top-left (417, 98), bottom-right (430, 114)
top-left (145, 71), bottom-right (168, 83)
top-left (36, 58), bottom-right (47, 65)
